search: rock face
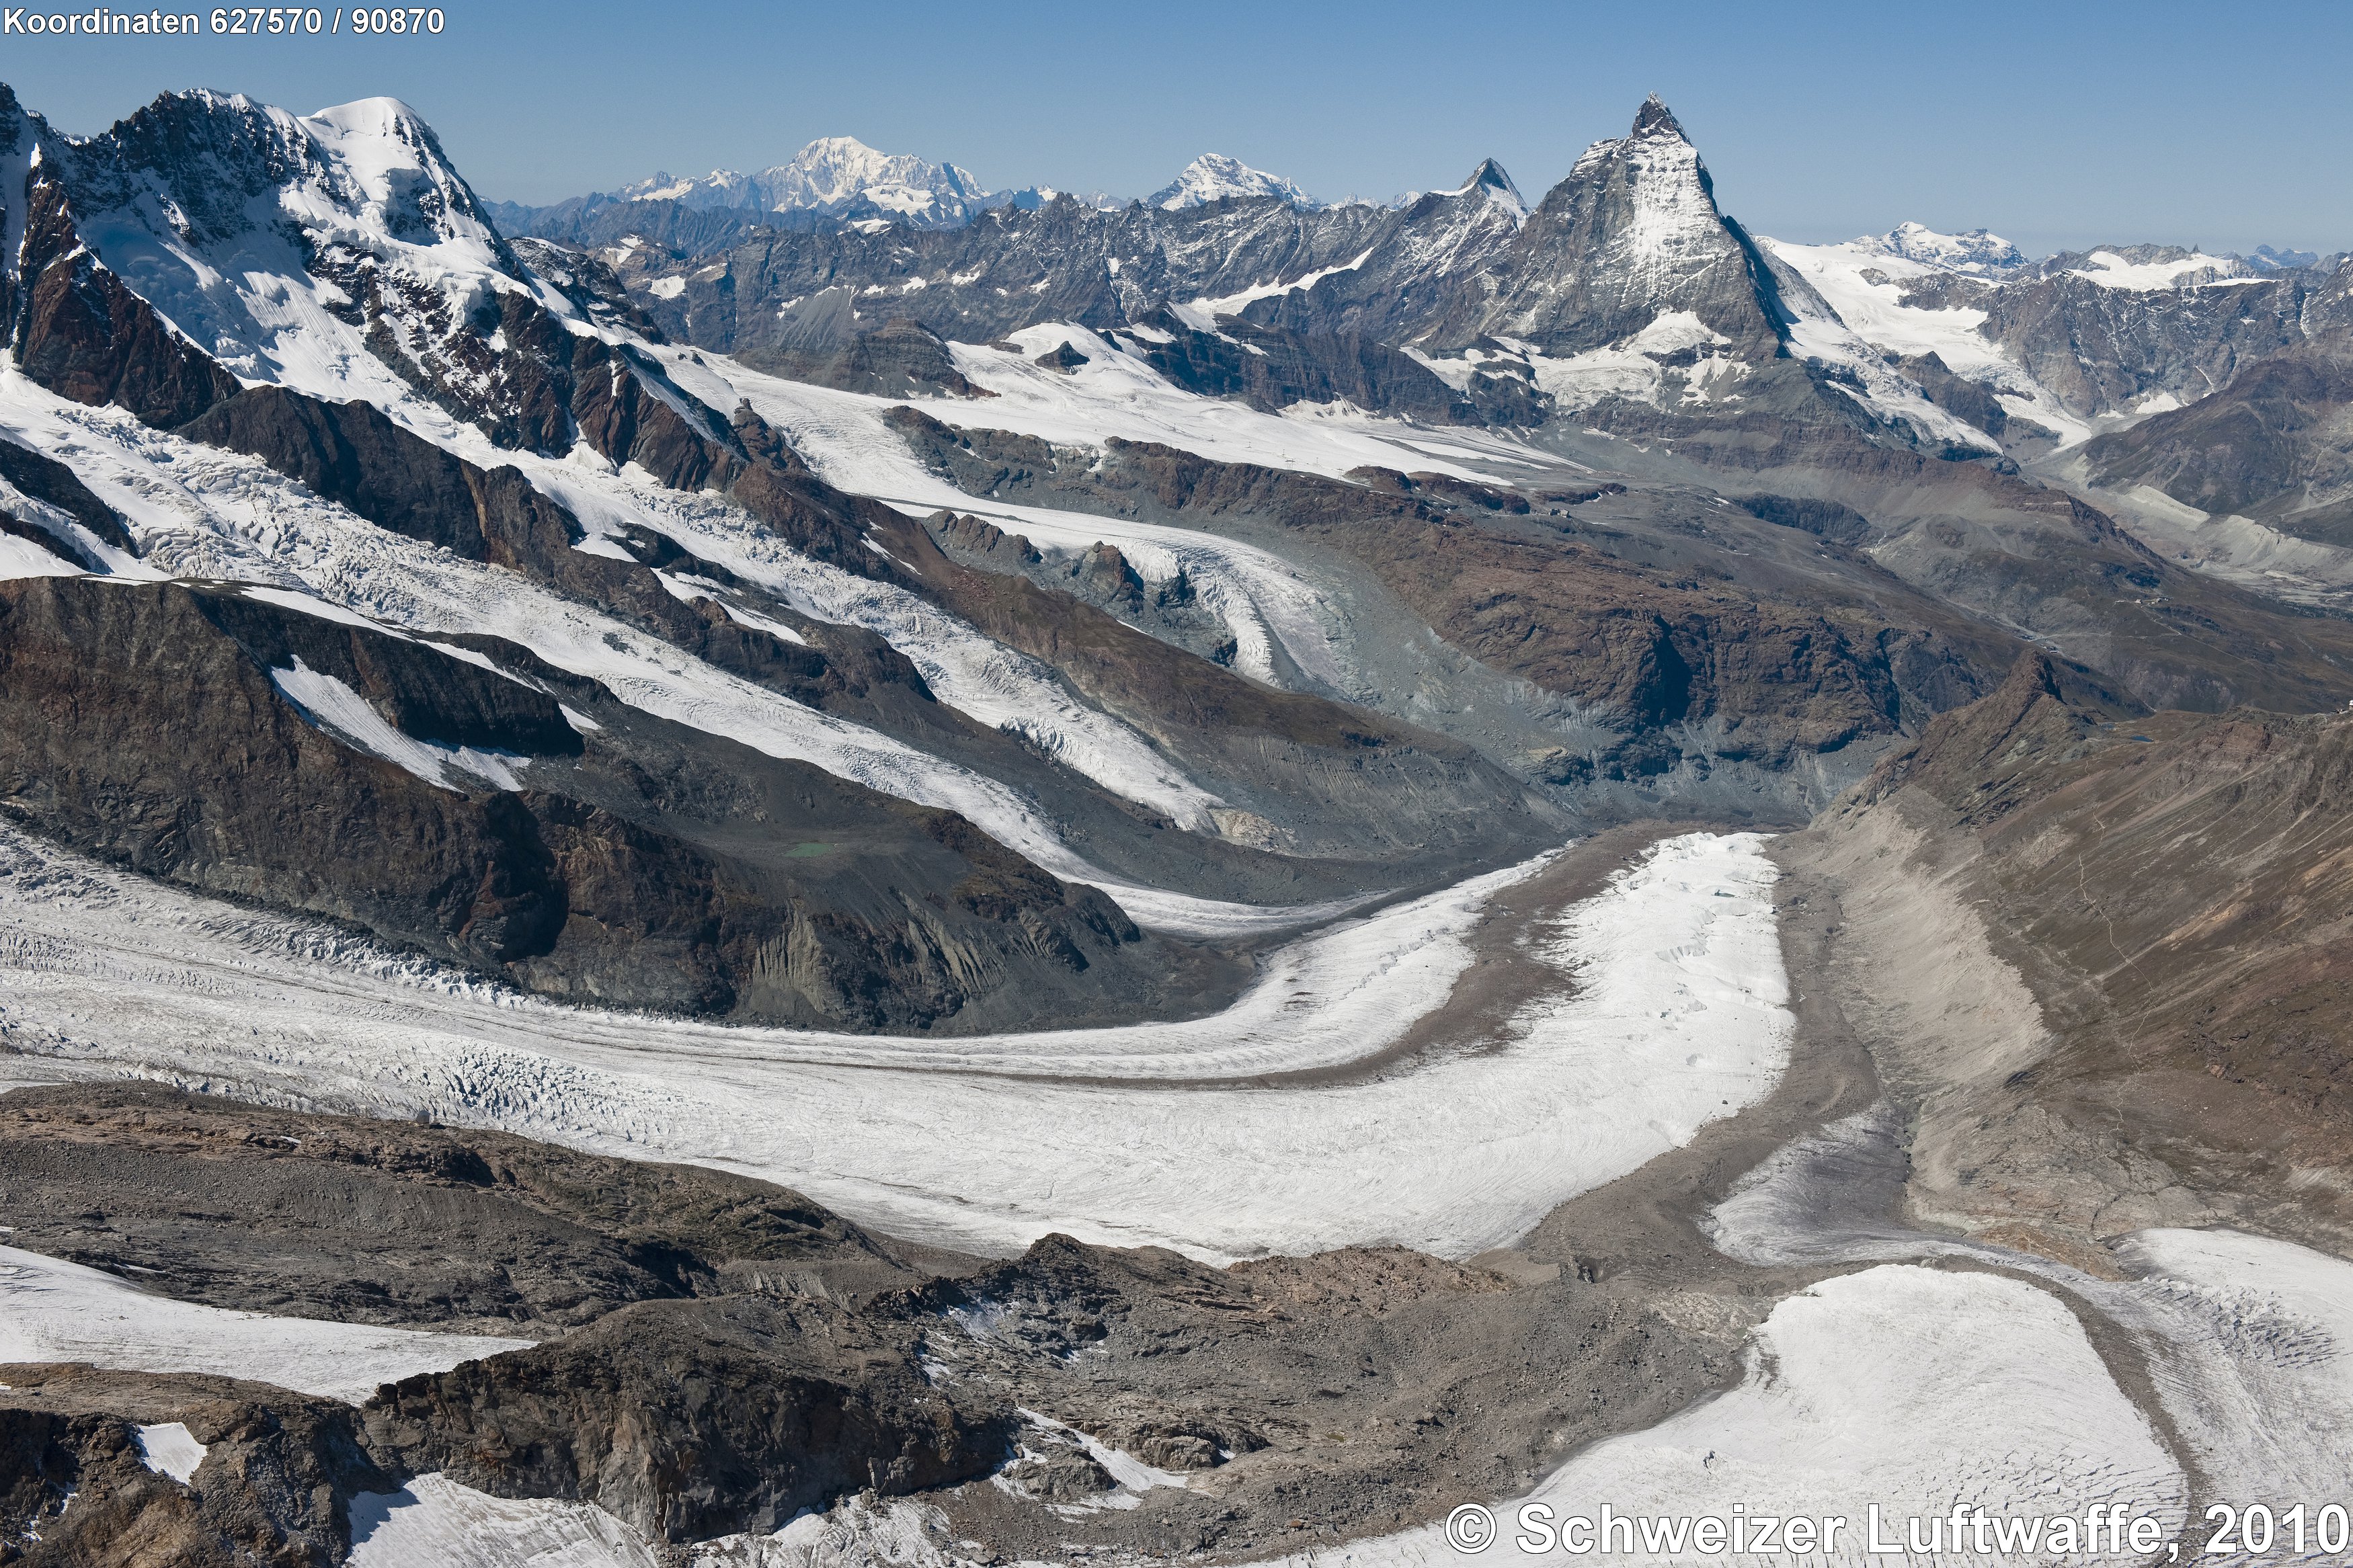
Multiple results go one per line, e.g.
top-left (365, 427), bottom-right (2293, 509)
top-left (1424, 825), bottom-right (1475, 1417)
top-left (2083, 329), bottom-right (2353, 545)
top-left (0, 1366), bottom-right (394, 1568)
top-left (0, 1083), bottom-right (936, 1330)
top-left (1424, 97), bottom-right (1786, 360)
top-left (0, 575), bottom-right (1166, 1031)
top-left (364, 1294), bottom-right (1013, 1542)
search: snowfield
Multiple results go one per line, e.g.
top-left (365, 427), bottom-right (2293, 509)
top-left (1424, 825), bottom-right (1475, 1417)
top-left (1704, 1112), bottom-right (2353, 1566)
top-left (348, 1479), bottom-right (959, 1568)
top-left (0, 1245), bottom-right (531, 1404)
top-left (0, 825), bottom-right (1788, 1262)
top-left (657, 341), bottom-right (1382, 693)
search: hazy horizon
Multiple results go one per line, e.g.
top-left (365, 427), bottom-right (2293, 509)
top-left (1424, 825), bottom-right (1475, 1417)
top-left (4, 0), bottom-right (2347, 258)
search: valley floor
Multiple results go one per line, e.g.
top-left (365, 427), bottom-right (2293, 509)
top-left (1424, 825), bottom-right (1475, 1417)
top-left (5, 819), bottom-right (2350, 1565)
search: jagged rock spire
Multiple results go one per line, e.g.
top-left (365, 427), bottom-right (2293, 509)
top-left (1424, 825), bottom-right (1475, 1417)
top-left (1631, 94), bottom-right (1687, 140)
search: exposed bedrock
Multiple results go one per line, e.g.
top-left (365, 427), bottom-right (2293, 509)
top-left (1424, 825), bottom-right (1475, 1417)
top-left (1529, 394), bottom-right (2353, 715)
top-left (173, 367), bottom-right (1552, 886)
top-left (2082, 328), bottom-right (2353, 548)
top-left (0, 1366), bottom-right (393, 1568)
top-left (0, 1083), bottom-right (946, 1331)
top-left (737, 313), bottom-right (990, 399)
top-left (9, 153), bottom-right (242, 429)
top-left (0, 575), bottom-right (1184, 1033)
top-left (362, 1295), bottom-right (1014, 1543)
top-left (0, 1079), bottom-right (1747, 1562)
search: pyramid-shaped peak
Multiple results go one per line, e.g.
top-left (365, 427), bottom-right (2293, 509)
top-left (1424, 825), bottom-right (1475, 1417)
top-left (1465, 157), bottom-right (1516, 193)
top-left (1630, 95), bottom-right (1687, 141)
top-left (1450, 157), bottom-right (1527, 220)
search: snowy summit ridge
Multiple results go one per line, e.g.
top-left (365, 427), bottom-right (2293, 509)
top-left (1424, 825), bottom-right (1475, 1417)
top-left (616, 135), bottom-right (994, 226)
top-left (1148, 153), bottom-right (1320, 211)
top-left (1853, 221), bottom-right (2029, 276)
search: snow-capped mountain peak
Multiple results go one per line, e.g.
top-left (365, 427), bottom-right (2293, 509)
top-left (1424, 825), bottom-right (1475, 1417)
top-left (1853, 221), bottom-right (2028, 276)
top-left (765, 134), bottom-right (989, 214)
top-left (1450, 157), bottom-right (1527, 222)
top-left (1148, 153), bottom-right (1318, 211)
top-left (612, 136), bottom-right (994, 226)
top-left (290, 95), bottom-right (510, 253)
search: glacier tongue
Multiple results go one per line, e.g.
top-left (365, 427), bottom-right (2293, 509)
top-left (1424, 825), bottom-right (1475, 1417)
top-left (0, 823), bottom-right (1790, 1263)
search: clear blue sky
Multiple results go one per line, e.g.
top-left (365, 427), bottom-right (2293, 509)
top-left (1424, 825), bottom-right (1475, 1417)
top-left (4, 0), bottom-right (2347, 257)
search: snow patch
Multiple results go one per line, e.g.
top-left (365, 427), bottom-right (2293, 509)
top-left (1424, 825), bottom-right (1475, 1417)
top-left (133, 1423), bottom-right (206, 1485)
top-left (2070, 249), bottom-right (2249, 290)
top-left (270, 657), bottom-right (528, 792)
top-left (0, 1244), bottom-right (531, 1403)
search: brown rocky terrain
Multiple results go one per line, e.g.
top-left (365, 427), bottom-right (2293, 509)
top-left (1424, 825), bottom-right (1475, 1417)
top-left (2, 171), bottom-right (1558, 898)
top-left (0, 1061), bottom-right (1751, 1565)
top-left (0, 1365), bottom-right (393, 1568)
top-left (0, 1085), bottom-right (947, 1331)
top-left (886, 411), bottom-right (2109, 776)
top-left (1780, 652), bottom-right (2353, 1260)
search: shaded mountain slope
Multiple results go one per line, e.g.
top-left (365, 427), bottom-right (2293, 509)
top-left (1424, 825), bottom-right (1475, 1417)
top-left (0, 575), bottom-right (1185, 1032)
top-left (2082, 329), bottom-right (2353, 546)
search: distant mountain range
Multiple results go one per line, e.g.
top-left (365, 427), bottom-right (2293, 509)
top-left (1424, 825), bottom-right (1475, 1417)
top-left (489, 132), bottom-right (2344, 279)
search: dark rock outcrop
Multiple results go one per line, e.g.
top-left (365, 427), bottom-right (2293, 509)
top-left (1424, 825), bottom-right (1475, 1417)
top-left (0, 1366), bottom-right (393, 1568)
top-left (744, 316), bottom-right (987, 397)
top-left (0, 434), bottom-right (139, 555)
top-left (0, 1082), bottom-right (935, 1332)
top-left (364, 1295), bottom-right (1014, 1542)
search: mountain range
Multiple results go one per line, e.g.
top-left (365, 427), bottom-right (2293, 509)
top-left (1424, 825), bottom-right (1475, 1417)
top-left (3, 73), bottom-right (2353, 1568)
